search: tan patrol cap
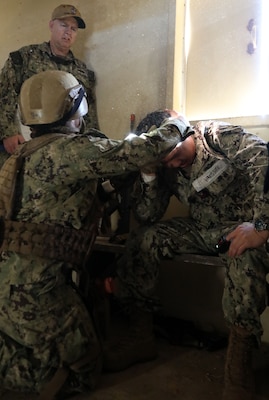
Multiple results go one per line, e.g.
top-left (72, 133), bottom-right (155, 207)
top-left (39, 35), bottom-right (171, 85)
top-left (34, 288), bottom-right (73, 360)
top-left (51, 4), bottom-right (86, 29)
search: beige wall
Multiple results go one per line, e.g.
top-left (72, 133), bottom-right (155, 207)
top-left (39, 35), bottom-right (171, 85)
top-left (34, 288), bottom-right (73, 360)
top-left (1, 0), bottom-right (269, 339)
top-left (88, 0), bottom-right (176, 137)
top-left (0, 0), bottom-right (177, 139)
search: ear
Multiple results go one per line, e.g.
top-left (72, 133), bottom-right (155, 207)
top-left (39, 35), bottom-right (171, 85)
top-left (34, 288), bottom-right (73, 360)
top-left (49, 20), bottom-right (54, 31)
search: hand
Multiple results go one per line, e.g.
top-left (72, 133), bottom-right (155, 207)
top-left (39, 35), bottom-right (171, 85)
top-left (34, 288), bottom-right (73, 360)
top-left (164, 109), bottom-right (190, 126)
top-left (162, 136), bottom-right (196, 169)
top-left (3, 134), bottom-right (25, 154)
top-left (226, 222), bottom-right (269, 257)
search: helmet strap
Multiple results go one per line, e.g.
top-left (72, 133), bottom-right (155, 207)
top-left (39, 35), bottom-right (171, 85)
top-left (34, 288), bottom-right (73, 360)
top-left (60, 86), bottom-right (86, 125)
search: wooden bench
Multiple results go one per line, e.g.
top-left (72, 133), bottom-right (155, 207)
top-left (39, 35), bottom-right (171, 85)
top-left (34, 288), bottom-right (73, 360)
top-left (93, 235), bottom-right (225, 267)
top-left (93, 235), bottom-right (126, 254)
top-left (93, 237), bottom-right (269, 300)
top-left (92, 235), bottom-right (228, 335)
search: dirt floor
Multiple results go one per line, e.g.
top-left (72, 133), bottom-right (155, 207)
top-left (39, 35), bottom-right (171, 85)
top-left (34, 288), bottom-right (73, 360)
top-left (1, 314), bottom-right (269, 400)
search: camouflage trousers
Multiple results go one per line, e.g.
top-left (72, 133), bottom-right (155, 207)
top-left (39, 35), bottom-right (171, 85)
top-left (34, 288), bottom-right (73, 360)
top-left (115, 217), bottom-right (269, 342)
top-left (0, 277), bottom-right (102, 396)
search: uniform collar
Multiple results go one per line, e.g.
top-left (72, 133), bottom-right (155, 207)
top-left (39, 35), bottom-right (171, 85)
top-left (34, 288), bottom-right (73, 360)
top-left (41, 41), bottom-right (75, 62)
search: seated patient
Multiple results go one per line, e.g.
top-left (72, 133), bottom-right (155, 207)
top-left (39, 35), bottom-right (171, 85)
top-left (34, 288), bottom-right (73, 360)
top-left (103, 110), bottom-right (269, 400)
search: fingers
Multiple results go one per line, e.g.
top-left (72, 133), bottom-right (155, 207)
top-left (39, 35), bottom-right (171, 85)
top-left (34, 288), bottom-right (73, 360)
top-left (3, 134), bottom-right (25, 154)
top-left (226, 223), bottom-right (268, 257)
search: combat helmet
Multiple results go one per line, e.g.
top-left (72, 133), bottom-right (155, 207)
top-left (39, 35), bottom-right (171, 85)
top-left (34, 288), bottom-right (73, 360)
top-left (19, 70), bottom-right (88, 126)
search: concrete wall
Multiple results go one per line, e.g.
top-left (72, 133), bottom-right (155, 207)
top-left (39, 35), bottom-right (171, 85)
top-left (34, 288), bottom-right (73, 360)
top-left (88, 0), bottom-right (176, 138)
top-left (1, 0), bottom-right (269, 341)
top-left (0, 0), bottom-right (176, 138)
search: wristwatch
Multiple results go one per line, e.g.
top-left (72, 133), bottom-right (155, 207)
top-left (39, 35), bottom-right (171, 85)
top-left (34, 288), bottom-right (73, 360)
top-left (254, 219), bottom-right (269, 232)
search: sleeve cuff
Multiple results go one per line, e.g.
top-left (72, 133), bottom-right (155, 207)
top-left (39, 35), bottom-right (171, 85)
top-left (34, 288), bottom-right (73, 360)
top-left (141, 172), bottom-right (156, 183)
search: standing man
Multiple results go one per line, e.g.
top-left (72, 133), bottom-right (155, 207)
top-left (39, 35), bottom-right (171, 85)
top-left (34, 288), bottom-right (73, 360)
top-left (0, 4), bottom-right (99, 157)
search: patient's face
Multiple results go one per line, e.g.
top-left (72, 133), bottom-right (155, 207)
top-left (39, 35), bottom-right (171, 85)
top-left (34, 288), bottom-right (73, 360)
top-left (162, 136), bottom-right (196, 169)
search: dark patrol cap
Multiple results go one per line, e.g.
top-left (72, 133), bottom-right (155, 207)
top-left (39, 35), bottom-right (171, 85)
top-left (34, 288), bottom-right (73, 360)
top-left (51, 4), bottom-right (86, 29)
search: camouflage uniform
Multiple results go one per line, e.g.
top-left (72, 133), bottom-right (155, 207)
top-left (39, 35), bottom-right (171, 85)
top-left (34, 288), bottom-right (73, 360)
top-left (115, 121), bottom-right (269, 342)
top-left (0, 41), bottom-right (99, 140)
top-left (0, 122), bottom-right (182, 395)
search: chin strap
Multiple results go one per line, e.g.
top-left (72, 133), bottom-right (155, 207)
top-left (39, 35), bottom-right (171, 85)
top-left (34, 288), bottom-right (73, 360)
top-left (62, 86), bottom-right (86, 123)
top-left (264, 142), bottom-right (269, 194)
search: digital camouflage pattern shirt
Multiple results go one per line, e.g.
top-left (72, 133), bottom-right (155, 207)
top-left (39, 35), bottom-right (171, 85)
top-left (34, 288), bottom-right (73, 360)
top-left (131, 121), bottom-right (269, 230)
top-left (0, 122), bottom-right (183, 286)
top-left (0, 42), bottom-right (99, 139)
top-left (0, 122), bottom-right (183, 393)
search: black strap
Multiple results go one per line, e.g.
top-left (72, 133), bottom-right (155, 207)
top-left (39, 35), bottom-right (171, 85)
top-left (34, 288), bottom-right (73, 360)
top-left (61, 86), bottom-right (85, 123)
top-left (263, 142), bottom-right (269, 194)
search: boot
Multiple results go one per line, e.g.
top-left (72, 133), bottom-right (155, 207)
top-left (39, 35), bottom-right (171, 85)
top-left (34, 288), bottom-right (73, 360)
top-left (103, 307), bottom-right (158, 372)
top-left (223, 326), bottom-right (255, 400)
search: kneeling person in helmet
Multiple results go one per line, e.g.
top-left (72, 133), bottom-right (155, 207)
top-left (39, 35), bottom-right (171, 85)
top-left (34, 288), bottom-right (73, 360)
top-left (0, 70), bottom-right (187, 397)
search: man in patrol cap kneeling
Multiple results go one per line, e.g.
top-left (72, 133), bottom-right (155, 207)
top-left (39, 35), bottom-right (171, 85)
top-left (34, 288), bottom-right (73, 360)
top-left (0, 70), bottom-right (187, 398)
